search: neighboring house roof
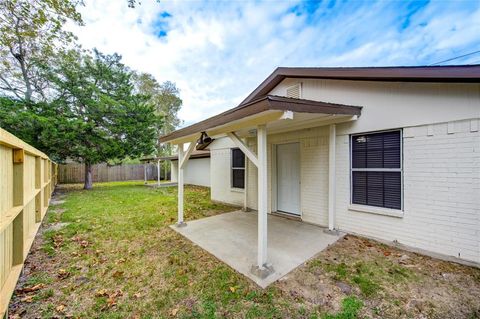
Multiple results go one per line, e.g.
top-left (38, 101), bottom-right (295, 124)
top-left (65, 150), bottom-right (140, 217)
top-left (159, 65), bottom-right (480, 144)
top-left (159, 95), bottom-right (362, 143)
top-left (167, 150), bottom-right (211, 161)
top-left (141, 150), bottom-right (210, 162)
top-left (241, 65), bottom-right (480, 105)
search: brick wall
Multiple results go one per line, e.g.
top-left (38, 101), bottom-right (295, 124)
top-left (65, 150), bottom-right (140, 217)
top-left (335, 118), bottom-right (480, 263)
top-left (210, 147), bottom-right (244, 206)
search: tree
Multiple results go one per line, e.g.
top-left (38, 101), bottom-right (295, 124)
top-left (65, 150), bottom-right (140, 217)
top-left (0, 0), bottom-right (83, 102)
top-left (42, 49), bottom-right (160, 189)
top-left (0, 96), bottom-right (66, 160)
top-left (132, 73), bottom-right (182, 156)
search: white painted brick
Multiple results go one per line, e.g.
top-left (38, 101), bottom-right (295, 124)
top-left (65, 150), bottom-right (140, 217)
top-left (335, 118), bottom-right (480, 264)
top-left (224, 117), bottom-right (479, 265)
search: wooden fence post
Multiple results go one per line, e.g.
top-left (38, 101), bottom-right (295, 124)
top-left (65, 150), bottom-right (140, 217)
top-left (12, 149), bottom-right (25, 266)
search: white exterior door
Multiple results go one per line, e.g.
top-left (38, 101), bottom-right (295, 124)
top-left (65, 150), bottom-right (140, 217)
top-left (276, 143), bottom-right (301, 215)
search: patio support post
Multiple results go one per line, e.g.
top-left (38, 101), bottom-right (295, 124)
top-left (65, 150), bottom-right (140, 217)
top-left (328, 124), bottom-right (336, 232)
top-left (177, 140), bottom-right (197, 227)
top-left (177, 143), bottom-right (185, 226)
top-left (144, 163), bottom-right (147, 184)
top-left (157, 160), bottom-right (161, 186)
top-left (252, 123), bottom-right (273, 278)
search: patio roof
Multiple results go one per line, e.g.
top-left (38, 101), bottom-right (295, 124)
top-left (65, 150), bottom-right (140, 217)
top-left (159, 95), bottom-right (362, 144)
top-left (140, 150), bottom-right (210, 162)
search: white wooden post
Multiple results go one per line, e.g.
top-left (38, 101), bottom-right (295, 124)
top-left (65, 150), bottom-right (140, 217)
top-left (328, 124), bottom-right (336, 231)
top-left (257, 124), bottom-right (268, 269)
top-left (243, 157), bottom-right (248, 211)
top-left (157, 160), bottom-right (160, 186)
top-left (177, 143), bottom-right (185, 226)
top-left (144, 163), bottom-right (147, 184)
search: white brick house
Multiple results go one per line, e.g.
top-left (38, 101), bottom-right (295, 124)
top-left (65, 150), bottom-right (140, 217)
top-left (160, 66), bottom-right (480, 270)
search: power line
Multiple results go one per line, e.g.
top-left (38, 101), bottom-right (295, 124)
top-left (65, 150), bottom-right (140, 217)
top-left (429, 49), bottom-right (480, 66)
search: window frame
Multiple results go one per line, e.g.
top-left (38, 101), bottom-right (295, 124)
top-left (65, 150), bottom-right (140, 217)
top-left (231, 148), bottom-right (245, 190)
top-left (349, 129), bottom-right (404, 211)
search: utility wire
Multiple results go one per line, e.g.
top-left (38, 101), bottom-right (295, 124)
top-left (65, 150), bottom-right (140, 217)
top-left (429, 49), bottom-right (480, 66)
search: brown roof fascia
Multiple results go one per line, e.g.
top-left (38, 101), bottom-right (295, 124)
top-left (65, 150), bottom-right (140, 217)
top-left (159, 95), bottom-right (362, 143)
top-left (159, 98), bottom-right (271, 143)
top-left (240, 65), bottom-right (480, 105)
top-left (266, 95), bottom-right (362, 115)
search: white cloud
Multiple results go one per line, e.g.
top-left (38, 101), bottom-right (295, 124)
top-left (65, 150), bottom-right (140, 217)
top-left (68, 0), bottom-right (480, 126)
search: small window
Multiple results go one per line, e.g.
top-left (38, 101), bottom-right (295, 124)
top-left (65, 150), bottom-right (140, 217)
top-left (231, 148), bottom-right (245, 189)
top-left (351, 130), bottom-right (402, 210)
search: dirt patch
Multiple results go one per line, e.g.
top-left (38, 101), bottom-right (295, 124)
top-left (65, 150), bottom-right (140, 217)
top-left (278, 235), bottom-right (480, 318)
top-left (44, 222), bottom-right (70, 232)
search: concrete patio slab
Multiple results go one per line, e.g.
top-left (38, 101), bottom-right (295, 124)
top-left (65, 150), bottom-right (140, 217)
top-left (145, 182), bottom-right (178, 188)
top-left (170, 210), bottom-right (344, 288)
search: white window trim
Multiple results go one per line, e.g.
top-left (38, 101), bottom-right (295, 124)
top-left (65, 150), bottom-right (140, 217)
top-left (350, 129), bottom-right (404, 212)
top-left (348, 204), bottom-right (404, 218)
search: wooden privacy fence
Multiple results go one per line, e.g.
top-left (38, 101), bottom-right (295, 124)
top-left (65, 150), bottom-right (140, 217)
top-left (59, 163), bottom-right (167, 184)
top-left (0, 128), bottom-right (57, 317)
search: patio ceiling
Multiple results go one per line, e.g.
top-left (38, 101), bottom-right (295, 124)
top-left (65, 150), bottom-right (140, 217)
top-left (159, 95), bottom-right (362, 144)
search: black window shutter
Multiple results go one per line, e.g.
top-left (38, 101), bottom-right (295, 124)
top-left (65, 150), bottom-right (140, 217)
top-left (231, 148), bottom-right (245, 189)
top-left (352, 131), bottom-right (402, 210)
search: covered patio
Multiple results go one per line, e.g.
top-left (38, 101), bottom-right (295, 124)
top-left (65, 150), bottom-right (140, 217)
top-left (171, 210), bottom-right (343, 287)
top-left (160, 94), bottom-right (362, 284)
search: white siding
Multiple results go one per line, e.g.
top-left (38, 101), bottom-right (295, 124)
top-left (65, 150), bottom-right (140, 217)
top-left (171, 157), bottom-right (210, 187)
top-left (209, 139), bottom-right (244, 206)
top-left (270, 78), bottom-right (480, 135)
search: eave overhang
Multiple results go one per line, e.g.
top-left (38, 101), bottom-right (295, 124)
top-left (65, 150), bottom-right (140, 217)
top-left (159, 95), bottom-right (362, 144)
top-left (240, 65), bottom-right (480, 105)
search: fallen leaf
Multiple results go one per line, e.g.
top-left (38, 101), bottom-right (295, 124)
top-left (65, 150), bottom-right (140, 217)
top-left (170, 308), bottom-right (179, 316)
top-left (21, 295), bottom-right (34, 303)
top-left (107, 296), bottom-right (116, 308)
top-left (112, 289), bottom-right (123, 298)
top-left (112, 270), bottom-right (124, 278)
top-left (18, 283), bottom-right (45, 293)
top-left (133, 292), bottom-right (142, 299)
top-left (80, 240), bottom-right (89, 248)
top-left (384, 251), bottom-right (391, 256)
top-left (58, 269), bottom-right (70, 279)
top-left (115, 258), bottom-right (126, 264)
top-left (229, 286), bottom-right (236, 293)
top-left (56, 304), bottom-right (66, 313)
top-left (53, 235), bottom-right (64, 248)
top-left (95, 289), bottom-right (109, 297)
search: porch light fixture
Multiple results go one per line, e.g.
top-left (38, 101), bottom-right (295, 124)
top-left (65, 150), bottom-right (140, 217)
top-left (196, 131), bottom-right (213, 150)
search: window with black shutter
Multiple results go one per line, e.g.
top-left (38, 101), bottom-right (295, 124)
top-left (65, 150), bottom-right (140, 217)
top-left (231, 148), bottom-right (245, 189)
top-left (351, 130), bottom-right (402, 210)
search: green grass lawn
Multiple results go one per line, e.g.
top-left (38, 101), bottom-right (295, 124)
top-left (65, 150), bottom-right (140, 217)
top-left (9, 182), bottom-right (480, 319)
top-left (9, 182), bottom-right (313, 318)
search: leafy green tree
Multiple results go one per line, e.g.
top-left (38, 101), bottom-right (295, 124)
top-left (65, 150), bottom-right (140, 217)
top-left (133, 73), bottom-right (182, 156)
top-left (0, 96), bottom-right (66, 160)
top-left (0, 0), bottom-right (82, 101)
top-left (42, 49), bottom-right (160, 189)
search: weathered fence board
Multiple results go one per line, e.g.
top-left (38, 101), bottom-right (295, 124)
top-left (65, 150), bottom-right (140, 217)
top-left (59, 163), bottom-right (168, 184)
top-left (0, 128), bottom-right (57, 317)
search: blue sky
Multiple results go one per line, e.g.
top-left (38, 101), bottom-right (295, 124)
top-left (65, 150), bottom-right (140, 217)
top-left (70, 0), bottom-right (480, 126)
